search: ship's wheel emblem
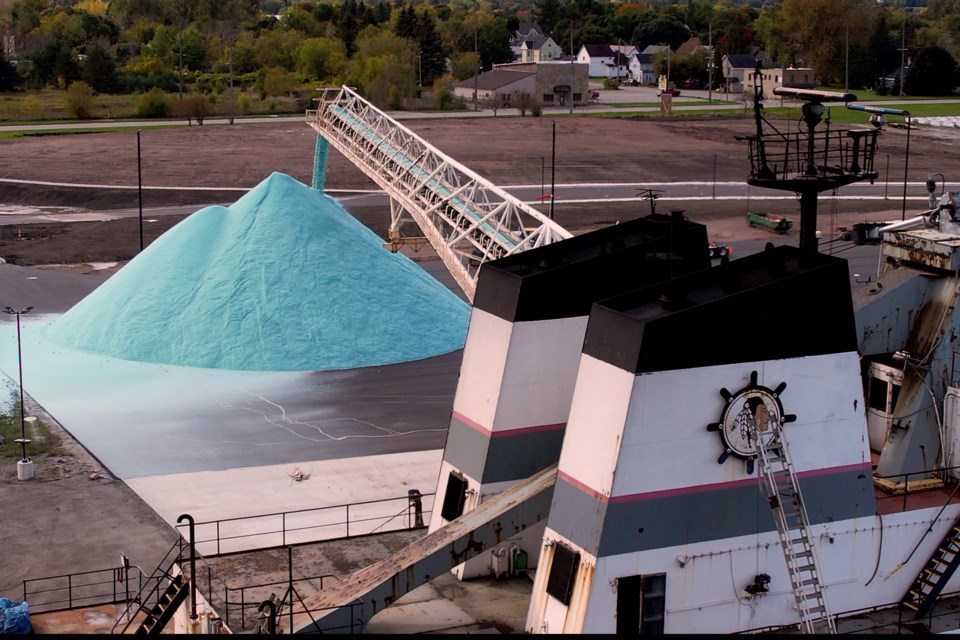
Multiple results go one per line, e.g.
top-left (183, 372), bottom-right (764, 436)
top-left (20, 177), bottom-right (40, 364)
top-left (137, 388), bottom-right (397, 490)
top-left (706, 370), bottom-right (796, 474)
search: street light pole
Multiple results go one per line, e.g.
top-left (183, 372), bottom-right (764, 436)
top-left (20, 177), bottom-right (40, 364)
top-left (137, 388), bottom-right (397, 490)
top-left (4, 306), bottom-right (33, 473)
top-left (137, 129), bottom-right (143, 253)
top-left (847, 103), bottom-right (912, 219)
top-left (473, 27), bottom-right (478, 112)
top-left (899, 21), bottom-right (906, 98)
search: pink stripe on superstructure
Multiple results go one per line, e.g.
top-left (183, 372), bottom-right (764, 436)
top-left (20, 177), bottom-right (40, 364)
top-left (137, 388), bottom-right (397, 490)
top-left (557, 470), bottom-right (608, 502)
top-left (560, 462), bottom-right (873, 504)
top-left (451, 410), bottom-right (566, 439)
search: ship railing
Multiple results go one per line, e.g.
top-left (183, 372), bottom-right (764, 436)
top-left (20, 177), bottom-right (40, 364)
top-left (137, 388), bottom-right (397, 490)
top-left (738, 126), bottom-right (879, 182)
top-left (21, 564), bottom-right (148, 614)
top-left (173, 490), bottom-right (434, 557)
top-left (751, 587), bottom-right (960, 634)
top-left (223, 572), bottom-right (336, 632)
top-left (19, 491), bottom-right (431, 622)
top-left (874, 463), bottom-right (960, 513)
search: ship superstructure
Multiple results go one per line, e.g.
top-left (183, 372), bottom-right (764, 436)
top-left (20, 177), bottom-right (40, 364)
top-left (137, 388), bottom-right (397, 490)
top-left (290, 77), bottom-right (960, 634)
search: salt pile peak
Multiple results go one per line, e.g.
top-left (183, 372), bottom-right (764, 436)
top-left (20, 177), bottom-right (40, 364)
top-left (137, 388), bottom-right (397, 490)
top-left (45, 172), bottom-right (470, 372)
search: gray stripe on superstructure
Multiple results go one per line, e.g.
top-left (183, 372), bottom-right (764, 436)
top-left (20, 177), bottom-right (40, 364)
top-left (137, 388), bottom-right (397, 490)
top-left (443, 416), bottom-right (566, 485)
top-left (443, 417), bottom-right (492, 481)
top-left (481, 428), bottom-right (566, 485)
top-left (548, 468), bottom-right (875, 557)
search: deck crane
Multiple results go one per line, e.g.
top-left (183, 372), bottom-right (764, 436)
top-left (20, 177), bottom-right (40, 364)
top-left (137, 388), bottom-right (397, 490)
top-left (305, 85), bottom-right (573, 302)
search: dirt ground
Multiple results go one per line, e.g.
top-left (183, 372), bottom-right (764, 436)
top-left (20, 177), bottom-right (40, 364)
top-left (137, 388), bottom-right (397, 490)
top-left (3, 112), bottom-right (960, 612)
top-left (3, 113), bottom-right (960, 269)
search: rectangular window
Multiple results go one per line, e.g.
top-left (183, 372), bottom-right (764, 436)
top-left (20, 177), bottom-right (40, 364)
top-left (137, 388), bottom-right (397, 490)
top-left (869, 377), bottom-right (888, 412)
top-left (616, 574), bottom-right (666, 634)
top-left (546, 543), bottom-right (579, 605)
top-left (440, 472), bottom-right (468, 522)
top-left (573, 93), bottom-right (582, 102)
top-left (543, 94), bottom-right (554, 103)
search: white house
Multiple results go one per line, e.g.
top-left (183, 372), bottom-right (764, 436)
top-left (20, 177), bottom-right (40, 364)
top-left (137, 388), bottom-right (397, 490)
top-left (722, 53), bottom-right (761, 94)
top-left (629, 45), bottom-right (670, 85)
top-left (510, 22), bottom-right (546, 61)
top-left (520, 36), bottom-right (563, 63)
top-left (577, 44), bottom-right (629, 79)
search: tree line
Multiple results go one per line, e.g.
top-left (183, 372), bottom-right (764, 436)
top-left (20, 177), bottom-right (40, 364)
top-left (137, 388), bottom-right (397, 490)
top-left (0, 0), bottom-right (957, 118)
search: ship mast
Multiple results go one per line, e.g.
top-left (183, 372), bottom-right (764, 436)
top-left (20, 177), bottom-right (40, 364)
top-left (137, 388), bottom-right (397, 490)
top-left (737, 62), bottom-right (880, 252)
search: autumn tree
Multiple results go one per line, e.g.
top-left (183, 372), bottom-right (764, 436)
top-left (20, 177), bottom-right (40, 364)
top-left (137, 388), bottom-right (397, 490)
top-left (296, 37), bottom-right (347, 81)
top-left (514, 90), bottom-right (537, 116)
top-left (177, 93), bottom-right (211, 124)
top-left (66, 80), bottom-right (95, 118)
top-left (347, 25), bottom-right (417, 103)
top-left (772, 0), bottom-right (879, 85)
top-left (904, 45), bottom-right (960, 96)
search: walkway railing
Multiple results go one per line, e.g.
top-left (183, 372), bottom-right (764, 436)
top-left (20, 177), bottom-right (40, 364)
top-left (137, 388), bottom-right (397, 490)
top-left (174, 490), bottom-right (434, 556)
top-left (22, 565), bottom-right (147, 614)
top-left (874, 464), bottom-right (960, 514)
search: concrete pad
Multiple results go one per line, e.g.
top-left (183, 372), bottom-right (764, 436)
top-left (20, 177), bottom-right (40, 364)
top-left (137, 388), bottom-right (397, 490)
top-left (126, 450), bottom-right (442, 554)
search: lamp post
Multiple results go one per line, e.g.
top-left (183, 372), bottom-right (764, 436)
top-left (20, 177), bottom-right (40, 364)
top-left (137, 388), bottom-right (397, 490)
top-left (137, 129), bottom-right (143, 253)
top-left (847, 104), bottom-right (911, 219)
top-left (5, 305), bottom-right (33, 479)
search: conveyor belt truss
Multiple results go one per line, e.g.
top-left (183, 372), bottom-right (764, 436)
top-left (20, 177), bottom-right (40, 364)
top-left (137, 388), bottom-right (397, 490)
top-left (305, 85), bottom-right (572, 301)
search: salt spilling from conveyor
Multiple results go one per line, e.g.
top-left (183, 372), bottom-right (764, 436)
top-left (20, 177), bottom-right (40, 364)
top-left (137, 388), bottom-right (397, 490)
top-left (44, 172), bottom-right (470, 372)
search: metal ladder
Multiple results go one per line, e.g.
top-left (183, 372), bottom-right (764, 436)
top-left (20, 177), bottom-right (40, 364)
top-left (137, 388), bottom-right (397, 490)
top-left (755, 425), bottom-right (836, 634)
top-left (305, 86), bottom-right (572, 302)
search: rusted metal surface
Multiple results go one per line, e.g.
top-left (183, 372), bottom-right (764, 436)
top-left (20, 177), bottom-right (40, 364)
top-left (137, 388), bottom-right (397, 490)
top-left (883, 230), bottom-right (960, 272)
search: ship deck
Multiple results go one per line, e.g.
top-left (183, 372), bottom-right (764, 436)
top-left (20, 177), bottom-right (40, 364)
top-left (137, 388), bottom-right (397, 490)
top-left (872, 450), bottom-right (960, 516)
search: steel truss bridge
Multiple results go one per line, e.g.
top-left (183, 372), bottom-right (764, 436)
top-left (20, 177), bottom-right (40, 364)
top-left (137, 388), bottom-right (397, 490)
top-left (306, 85), bottom-right (572, 302)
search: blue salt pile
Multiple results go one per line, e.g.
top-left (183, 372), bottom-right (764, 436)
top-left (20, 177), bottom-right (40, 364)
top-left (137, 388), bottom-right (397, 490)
top-left (45, 172), bottom-right (471, 372)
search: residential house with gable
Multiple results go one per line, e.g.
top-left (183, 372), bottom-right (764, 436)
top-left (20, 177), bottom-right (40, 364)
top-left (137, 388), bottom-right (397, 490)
top-left (721, 53), bottom-right (759, 94)
top-left (520, 36), bottom-right (564, 63)
top-left (743, 65), bottom-right (816, 100)
top-left (577, 44), bottom-right (629, 79)
top-left (610, 44), bottom-right (639, 58)
top-left (675, 36), bottom-right (703, 57)
top-left (628, 44), bottom-right (671, 85)
top-left (510, 22), bottom-right (546, 61)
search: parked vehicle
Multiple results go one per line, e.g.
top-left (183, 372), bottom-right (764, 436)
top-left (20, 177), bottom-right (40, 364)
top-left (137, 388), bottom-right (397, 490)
top-left (708, 242), bottom-right (732, 259)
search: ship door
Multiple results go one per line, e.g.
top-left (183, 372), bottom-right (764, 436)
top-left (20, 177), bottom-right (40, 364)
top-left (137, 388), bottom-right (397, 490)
top-left (865, 361), bottom-right (903, 452)
top-left (615, 574), bottom-right (665, 634)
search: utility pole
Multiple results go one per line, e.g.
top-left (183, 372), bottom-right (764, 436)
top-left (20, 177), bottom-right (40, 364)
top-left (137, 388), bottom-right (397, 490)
top-left (177, 19), bottom-right (184, 102)
top-left (667, 46), bottom-right (671, 86)
top-left (844, 24), bottom-right (849, 92)
top-left (707, 23), bottom-right (713, 103)
top-left (228, 49), bottom-right (235, 125)
top-left (473, 27), bottom-right (478, 111)
top-left (569, 28), bottom-right (574, 114)
top-left (899, 20), bottom-right (906, 98)
top-left (549, 120), bottom-right (556, 220)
